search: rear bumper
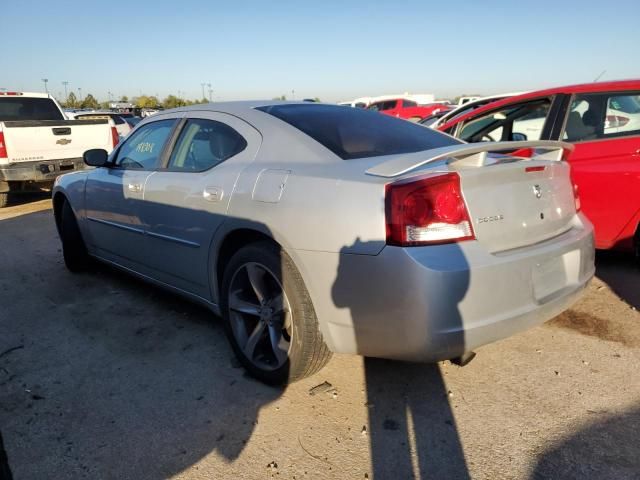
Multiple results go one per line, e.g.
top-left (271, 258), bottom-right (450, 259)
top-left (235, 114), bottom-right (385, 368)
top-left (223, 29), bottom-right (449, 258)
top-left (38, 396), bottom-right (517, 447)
top-left (298, 214), bottom-right (595, 362)
top-left (0, 158), bottom-right (87, 185)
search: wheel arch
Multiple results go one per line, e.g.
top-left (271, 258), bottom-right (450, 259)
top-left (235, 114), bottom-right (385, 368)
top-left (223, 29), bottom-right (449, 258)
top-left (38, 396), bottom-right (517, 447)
top-left (52, 191), bottom-right (67, 234)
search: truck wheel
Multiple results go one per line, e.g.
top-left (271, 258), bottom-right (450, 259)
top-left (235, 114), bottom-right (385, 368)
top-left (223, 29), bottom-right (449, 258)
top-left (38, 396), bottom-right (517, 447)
top-left (0, 181), bottom-right (10, 208)
top-left (60, 201), bottom-right (91, 272)
top-left (220, 240), bottom-right (332, 385)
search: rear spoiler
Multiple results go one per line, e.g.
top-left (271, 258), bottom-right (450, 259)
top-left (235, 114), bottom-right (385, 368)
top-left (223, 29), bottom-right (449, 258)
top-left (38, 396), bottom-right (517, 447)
top-left (365, 140), bottom-right (574, 178)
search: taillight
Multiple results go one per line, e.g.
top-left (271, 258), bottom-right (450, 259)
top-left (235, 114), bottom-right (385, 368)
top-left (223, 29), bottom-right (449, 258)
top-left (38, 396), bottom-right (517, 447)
top-left (111, 126), bottom-right (119, 147)
top-left (385, 172), bottom-right (475, 246)
top-left (573, 183), bottom-right (581, 212)
top-left (0, 132), bottom-right (7, 158)
top-left (605, 115), bottom-right (629, 128)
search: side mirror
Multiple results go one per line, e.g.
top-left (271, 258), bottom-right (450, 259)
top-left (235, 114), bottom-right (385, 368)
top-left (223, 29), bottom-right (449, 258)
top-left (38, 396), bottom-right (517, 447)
top-left (511, 132), bottom-right (528, 141)
top-left (83, 149), bottom-right (109, 167)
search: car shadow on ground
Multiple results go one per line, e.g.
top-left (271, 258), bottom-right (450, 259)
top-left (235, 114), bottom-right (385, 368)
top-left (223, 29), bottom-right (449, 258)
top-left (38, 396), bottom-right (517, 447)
top-left (332, 239), bottom-right (471, 479)
top-left (595, 250), bottom-right (639, 310)
top-left (0, 208), bottom-right (285, 479)
top-left (529, 404), bottom-right (640, 479)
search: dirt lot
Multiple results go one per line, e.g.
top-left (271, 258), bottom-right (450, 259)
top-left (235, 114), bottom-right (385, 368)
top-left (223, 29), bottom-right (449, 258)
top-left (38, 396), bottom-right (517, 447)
top-left (1, 198), bottom-right (639, 480)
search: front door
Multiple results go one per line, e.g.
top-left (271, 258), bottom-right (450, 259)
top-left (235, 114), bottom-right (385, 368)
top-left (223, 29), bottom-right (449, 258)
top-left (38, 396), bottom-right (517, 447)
top-left (84, 118), bottom-right (177, 269)
top-left (140, 113), bottom-right (262, 299)
top-left (559, 91), bottom-right (640, 249)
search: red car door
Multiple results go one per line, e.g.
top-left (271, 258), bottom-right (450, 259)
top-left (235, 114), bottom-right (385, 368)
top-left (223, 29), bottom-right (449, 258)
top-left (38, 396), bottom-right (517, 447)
top-left (561, 91), bottom-right (640, 250)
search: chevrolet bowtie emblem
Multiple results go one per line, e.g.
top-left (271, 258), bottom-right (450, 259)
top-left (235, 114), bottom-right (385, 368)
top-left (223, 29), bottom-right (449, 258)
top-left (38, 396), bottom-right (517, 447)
top-left (533, 184), bottom-right (542, 199)
top-left (56, 138), bottom-right (72, 145)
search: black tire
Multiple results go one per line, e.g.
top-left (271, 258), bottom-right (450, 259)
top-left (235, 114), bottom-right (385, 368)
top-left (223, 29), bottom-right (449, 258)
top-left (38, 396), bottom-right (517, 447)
top-left (0, 181), bottom-right (10, 208)
top-left (60, 201), bottom-right (91, 272)
top-left (221, 241), bottom-right (332, 385)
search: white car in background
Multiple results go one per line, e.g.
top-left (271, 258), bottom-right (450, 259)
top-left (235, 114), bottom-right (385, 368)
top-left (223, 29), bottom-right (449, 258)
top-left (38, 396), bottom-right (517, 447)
top-left (70, 111), bottom-right (132, 139)
top-left (429, 93), bottom-right (527, 130)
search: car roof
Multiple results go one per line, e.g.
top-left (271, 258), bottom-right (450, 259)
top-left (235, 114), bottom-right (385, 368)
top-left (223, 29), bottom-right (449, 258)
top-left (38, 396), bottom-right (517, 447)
top-left (439, 79), bottom-right (640, 130)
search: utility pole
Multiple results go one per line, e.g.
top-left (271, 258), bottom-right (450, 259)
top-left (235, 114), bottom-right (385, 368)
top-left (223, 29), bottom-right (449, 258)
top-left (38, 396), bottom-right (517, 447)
top-left (42, 78), bottom-right (49, 94)
top-left (207, 83), bottom-right (212, 102)
top-left (291, 89), bottom-right (295, 100)
top-left (201, 83), bottom-right (206, 100)
top-left (62, 81), bottom-right (69, 99)
top-left (78, 87), bottom-right (82, 100)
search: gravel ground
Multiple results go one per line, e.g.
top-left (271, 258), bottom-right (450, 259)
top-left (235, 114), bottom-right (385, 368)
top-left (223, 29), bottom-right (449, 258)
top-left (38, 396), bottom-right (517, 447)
top-left (0, 198), bottom-right (638, 480)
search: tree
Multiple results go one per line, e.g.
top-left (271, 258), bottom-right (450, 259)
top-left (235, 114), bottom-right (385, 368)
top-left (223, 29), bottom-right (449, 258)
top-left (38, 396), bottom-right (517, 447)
top-left (136, 95), bottom-right (159, 108)
top-left (64, 92), bottom-right (77, 108)
top-left (100, 101), bottom-right (110, 109)
top-left (162, 95), bottom-right (184, 109)
top-left (80, 94), bottom-right (99, 109)
top-left (119, 95), bottom-right (129, 103)
top-left (200, 97), bottom-right (209, 104)
top-left (272, 95), bottom-right (287, 101)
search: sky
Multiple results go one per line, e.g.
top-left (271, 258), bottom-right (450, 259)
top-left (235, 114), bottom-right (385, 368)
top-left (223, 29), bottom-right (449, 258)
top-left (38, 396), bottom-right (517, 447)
top-left (4, 0), bottom-right (639, 103)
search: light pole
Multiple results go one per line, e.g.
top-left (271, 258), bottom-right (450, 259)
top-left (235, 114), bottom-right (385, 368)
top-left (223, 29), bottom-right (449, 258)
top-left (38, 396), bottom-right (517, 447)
top-left (201, 83), bottom-right (206, 100)
top-left (42, 78), bottom-right (49, 94)
top-left (207, 83), bottom-right (212, 102)
top-left (62, 81), bottom-right (69, 99)
top-left (78, 87), bottom-right (82, 101)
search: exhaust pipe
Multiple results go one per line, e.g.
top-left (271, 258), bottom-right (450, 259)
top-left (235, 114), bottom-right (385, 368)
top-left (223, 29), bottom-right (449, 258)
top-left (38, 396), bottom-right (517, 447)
top-left (451, 351), bottom-right (476, 367)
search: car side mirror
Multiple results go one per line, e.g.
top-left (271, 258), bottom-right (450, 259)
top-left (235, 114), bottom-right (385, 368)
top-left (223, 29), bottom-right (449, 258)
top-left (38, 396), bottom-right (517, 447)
top-left (83, 149), bottom-right (110, 167)
top-left (511, 132), bottom-right (527, 141)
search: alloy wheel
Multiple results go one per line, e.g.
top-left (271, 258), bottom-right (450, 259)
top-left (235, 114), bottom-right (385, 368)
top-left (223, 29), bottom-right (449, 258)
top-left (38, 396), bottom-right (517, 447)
top-left (227, 262), bottom-right (292, 370)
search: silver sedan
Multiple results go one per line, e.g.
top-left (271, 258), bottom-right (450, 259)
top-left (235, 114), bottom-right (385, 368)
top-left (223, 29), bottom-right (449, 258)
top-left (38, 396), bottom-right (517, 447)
top-left (52, 101), bottom-right (595, 384)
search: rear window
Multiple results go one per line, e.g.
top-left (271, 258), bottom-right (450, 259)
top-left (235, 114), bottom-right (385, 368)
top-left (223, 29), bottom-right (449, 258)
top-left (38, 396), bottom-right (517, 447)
top-left (257, 104), bottom-right (460, 160)
top-left (0, 97), bottom-right (64, 121)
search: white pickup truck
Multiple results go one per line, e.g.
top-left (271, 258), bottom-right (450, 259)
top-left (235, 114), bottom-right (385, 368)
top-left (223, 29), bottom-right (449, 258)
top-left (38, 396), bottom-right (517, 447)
top-left (0, 91), bottom-right (118, 207)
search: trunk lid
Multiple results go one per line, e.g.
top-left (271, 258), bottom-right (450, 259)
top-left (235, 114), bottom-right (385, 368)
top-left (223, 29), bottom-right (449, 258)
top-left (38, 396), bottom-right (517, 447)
top-left (455, 159), bottom-right (576, 252)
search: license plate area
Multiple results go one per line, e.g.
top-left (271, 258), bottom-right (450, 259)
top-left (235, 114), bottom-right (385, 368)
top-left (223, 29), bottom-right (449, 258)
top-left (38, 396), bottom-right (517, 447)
top-left (59, 163), bottom-right (75, 171)
top-left (532, 249), bottom-right (580, 303)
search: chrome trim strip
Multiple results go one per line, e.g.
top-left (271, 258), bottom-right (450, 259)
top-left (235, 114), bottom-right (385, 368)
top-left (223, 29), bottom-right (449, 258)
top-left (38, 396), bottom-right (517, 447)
top-left (146, 230), bottom-right (200, 248)
top-left (87, 216), bottom-right (144, 235)
top-left (88, 216), bottom-right (200, 247)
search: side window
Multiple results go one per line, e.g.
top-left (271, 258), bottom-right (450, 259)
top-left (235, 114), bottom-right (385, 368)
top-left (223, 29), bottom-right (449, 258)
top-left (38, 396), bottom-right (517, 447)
top-left (402, 100), bottom-right (417, 108)
top-left (167, 119), bottom-right (247, 172)
top-left (563, 92), bottom-right (640, 141)
top-left (112, 115), bottom-right (125, 125)
top-left (381, 100), bottom-right (397, 111)
top-left (458, 100), bottom-right (551, 143)
top-left (367, 102), bottom-right (382, 112)
top-left (115, 119), bottom-right (175, 170)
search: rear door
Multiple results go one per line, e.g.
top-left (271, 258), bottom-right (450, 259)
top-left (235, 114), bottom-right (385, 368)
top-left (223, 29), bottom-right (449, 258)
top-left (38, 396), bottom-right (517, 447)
top-left (559, 91), bottom-right (640, 249)
top-left (140, 113), bottom-right (261, 298)
top-left (85, 118), bottom-right (178, 268)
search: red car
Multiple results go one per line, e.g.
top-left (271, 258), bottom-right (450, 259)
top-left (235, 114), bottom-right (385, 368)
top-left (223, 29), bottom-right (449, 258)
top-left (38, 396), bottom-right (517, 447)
top-left (367, 98), bottom-right (451, 122)
top-left (437, 80), bottom-right (640, 257)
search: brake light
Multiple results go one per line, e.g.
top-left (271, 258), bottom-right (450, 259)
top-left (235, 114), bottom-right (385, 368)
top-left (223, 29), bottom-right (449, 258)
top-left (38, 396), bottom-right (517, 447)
top-left (0, 132), bottom-right (7, 158)
top-left (0, 92), bottom-right (23, 96)
top-left (111, 126), bottom-right (119, 147)
top-left (605, 115), bottom-right (629, 128)
top-left (385, 172), bottom-right (475, 246)
top-left (573, 183), bottom-right (581, 212)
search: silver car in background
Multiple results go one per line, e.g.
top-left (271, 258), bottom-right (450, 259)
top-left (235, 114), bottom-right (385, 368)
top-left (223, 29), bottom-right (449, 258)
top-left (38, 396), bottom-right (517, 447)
top-left (52, 102), bottom-right (595, 384)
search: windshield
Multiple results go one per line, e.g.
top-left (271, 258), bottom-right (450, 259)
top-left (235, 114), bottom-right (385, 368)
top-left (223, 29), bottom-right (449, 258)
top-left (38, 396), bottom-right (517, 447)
top-left (0, 97), bottom-right (64, 121)
top-left (257, 104), bottom-right (460, 160)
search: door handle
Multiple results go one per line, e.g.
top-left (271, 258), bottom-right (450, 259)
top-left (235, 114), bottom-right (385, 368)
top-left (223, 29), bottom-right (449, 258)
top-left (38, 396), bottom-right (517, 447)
top-left (128, 183), bottom-right (142, 193)
top-left (203, 186), bottom-right (223, 202)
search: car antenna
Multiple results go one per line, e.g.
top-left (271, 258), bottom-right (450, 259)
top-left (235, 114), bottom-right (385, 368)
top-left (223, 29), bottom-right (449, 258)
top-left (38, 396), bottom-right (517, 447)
top-left (593, 70), bottom-right (606, 82)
